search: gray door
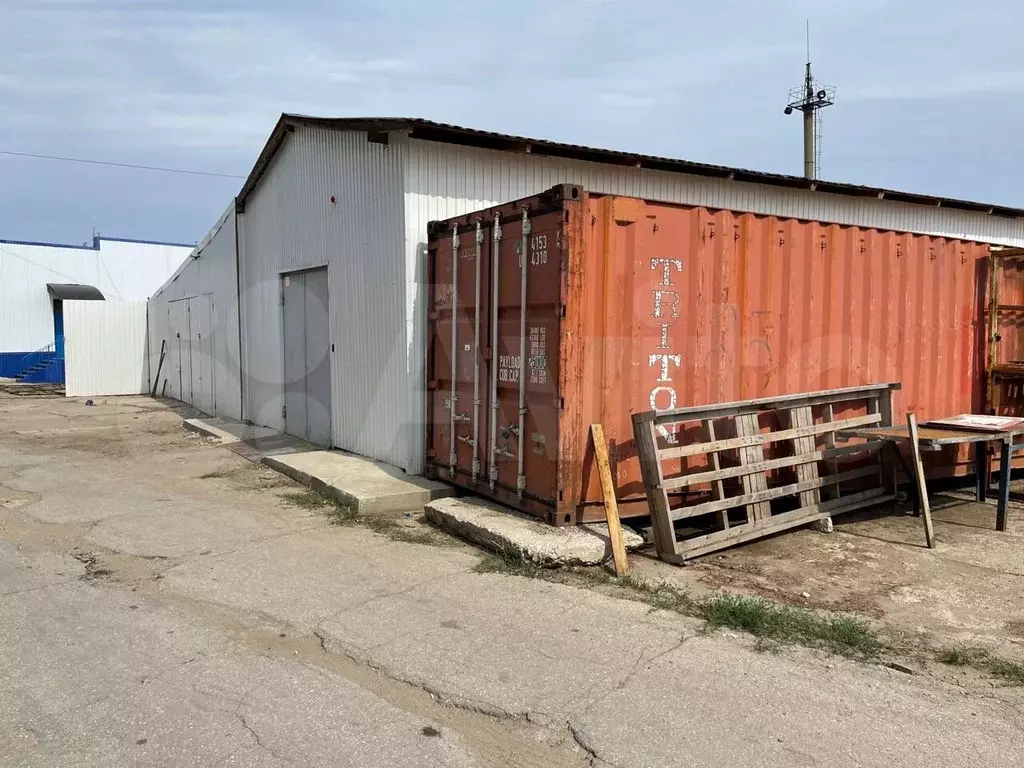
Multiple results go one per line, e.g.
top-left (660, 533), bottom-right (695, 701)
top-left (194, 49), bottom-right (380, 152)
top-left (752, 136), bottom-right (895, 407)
top-left (283, 269), bottom-right (332, 446)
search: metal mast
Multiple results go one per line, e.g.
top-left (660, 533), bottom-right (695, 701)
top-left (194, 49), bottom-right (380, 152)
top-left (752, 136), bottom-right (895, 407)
top-left (784, 24), bottom-right (835, 179)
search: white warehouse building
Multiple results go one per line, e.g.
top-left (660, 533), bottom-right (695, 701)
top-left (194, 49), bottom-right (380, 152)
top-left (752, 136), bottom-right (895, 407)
top-left (148, 114), bottom-right (1024, 475)
top-left (0, 235), bottom-right (193, 382)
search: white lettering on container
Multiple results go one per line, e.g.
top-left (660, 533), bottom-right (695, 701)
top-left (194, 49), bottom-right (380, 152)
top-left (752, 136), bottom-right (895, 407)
top-left (648, 258), bottom-right (684, 443)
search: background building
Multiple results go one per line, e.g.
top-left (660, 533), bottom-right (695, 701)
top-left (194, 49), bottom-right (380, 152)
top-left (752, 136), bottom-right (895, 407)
top-left (0, 235), bottom-right (193, 382)
top-left (149, 114), bottom-right (1024, 475)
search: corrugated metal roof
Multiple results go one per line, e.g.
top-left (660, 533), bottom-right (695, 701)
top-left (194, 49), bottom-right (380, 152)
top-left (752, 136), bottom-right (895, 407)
top-left (235, 114), bottom-right (1024, 220)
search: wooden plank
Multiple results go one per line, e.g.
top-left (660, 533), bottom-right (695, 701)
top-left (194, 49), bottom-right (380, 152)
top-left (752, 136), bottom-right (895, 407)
top-left (906, 412), bottom-right (935, 549)
top-left (668, 465), bottom-right (881, 521)
top-left (703, 419), bottom-right (728, 529)
top-left (635, 382), bottom-right (901, 426)
top-left (840, 425), bottom-right (1011, 446)
top-left (632, 415), bottom-right (676, 557)
top-left (673, 489), bottom-right (893, 561)
top-left (821, 402), bottom-right (840, 501)
top-left (734, 413), bottom-right (771, 521)
top-left (660, 413), bottom-right (882, 460)
top-left (660, 440), bottom-right (884, 490)
top-left (787, 405), bottom-right (822, 509)
top-left (591, 424), bottom-right (629, 576)
top-left (150, 339), bottom-right (167, 398)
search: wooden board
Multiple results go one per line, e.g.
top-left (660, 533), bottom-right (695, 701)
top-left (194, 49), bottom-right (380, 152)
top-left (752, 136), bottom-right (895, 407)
top-left (591, 423), bottom-right (629, 576)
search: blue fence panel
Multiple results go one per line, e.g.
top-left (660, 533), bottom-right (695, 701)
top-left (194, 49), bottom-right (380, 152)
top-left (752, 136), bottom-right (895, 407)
top-left (0, 352), bottom-right (34, 378)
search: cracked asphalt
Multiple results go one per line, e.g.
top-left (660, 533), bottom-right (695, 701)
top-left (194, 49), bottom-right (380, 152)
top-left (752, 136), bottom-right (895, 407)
top-left (3, 394), bottom-right (1024, 767)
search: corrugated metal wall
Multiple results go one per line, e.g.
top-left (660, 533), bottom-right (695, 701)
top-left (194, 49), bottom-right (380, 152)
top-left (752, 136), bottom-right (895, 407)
top-left (65, 300), bottom-right (148, 396)
top-left (0, 238), bottom-right (191, 353)
top-left (148, 205), bottom-right (242, 419)
top-left (239, 127), bottom-right (411, 468)
top-left (400, 138), bottom-right (1024, 247)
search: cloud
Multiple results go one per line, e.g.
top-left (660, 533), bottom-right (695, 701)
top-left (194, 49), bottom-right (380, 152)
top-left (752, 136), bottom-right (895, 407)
top-left (2, 0), bottom-right (1024, 245)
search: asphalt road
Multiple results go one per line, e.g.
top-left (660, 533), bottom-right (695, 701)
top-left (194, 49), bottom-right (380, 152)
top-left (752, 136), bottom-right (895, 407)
top-left (2, 394), bottom-right (1023, 767)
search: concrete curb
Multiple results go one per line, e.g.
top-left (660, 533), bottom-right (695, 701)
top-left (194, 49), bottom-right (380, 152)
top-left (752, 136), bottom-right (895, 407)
top-left (182, 418), bottom-right (238, 444)
top-left (425, 497), bottom-right (645, 566)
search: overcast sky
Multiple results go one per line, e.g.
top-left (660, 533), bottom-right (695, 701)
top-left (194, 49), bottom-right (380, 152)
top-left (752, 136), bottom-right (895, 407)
top-left (2, 0), bottom-right (1022, 245)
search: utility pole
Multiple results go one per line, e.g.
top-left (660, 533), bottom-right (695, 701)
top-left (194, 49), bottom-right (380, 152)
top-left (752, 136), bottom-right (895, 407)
top-left (784, 23), bottom-right (835, 179)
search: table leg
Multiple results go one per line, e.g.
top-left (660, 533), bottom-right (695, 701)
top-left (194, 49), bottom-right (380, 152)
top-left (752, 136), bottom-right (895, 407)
top-left (975, 441), bottom-right (989, 502)
top-left (906, 413), bottom-right (935, 549)
top-left (888, 441), bottom-right (919, 516)
top-left (997, 440), bottom-right (1011, 533)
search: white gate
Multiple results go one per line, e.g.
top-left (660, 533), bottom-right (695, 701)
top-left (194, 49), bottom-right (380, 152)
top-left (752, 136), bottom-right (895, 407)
top-left (65, 301), bottom-right (148, 396)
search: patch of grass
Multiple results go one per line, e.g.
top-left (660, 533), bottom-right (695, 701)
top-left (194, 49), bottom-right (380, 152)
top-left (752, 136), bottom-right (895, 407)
top-left (282, 489), bottom-right (456, 546)
top-left (939, 645), bottom-right (1024, 685)
top-left (199, 470), bottom-right (231, 479)
top-left (472, 554), bottom-right (879, 660)
top-left (701, 593), bottom-right (881, 659)
top-left (281, 489), bottom-right (358, 524)
top-left (473, 550), bottom-right (543, 578)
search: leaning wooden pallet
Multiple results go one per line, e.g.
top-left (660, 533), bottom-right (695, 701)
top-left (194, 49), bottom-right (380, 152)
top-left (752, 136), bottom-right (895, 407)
top-left (632, 383), bottom-right (901, 563)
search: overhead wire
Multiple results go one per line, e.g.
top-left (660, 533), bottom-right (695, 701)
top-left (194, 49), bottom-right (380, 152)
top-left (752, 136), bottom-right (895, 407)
top-left (0, 149), bottom-right (245, 179)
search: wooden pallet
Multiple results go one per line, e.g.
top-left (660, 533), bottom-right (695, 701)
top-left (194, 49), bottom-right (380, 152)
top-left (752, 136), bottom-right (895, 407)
top-left (632, 383), bottom-right (901, 563)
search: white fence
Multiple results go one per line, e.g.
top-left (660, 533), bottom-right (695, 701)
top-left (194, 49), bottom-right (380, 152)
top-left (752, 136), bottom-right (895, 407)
top-left (65, 301), bottom-right (149, 396)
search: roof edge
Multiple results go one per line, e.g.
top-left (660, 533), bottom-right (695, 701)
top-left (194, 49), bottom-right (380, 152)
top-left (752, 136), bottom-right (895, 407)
top-left (232, 114), bottom-right (1024, 220)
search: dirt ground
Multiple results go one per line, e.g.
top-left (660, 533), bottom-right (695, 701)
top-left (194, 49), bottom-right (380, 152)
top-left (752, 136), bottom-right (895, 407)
top-left (4, 388), bottom-right (1024, 767)
top-left (629, 488), bottom-right (1024, 660)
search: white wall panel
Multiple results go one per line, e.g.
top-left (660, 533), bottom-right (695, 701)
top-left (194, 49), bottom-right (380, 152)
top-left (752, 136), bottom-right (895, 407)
top-left (0, 238), bottom-right (191, 353)
top-left (147, 205), bottom-right (241, 419)
top-left (240, 127), bottom-right (411, 469)
top-left (401, 138), bottom-right (1024, 247)
top-left (65, 300), bottom-right (148, 396)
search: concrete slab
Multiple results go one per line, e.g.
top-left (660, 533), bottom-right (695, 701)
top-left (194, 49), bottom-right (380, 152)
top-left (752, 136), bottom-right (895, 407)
top-left (181, 415), bottom-right (453, 514)
top-left (425, 496), bottom-right (645, 566)
top-left (182, 417), bottom-right (279, 445)
top-left (263, 451), bottom-right (455, 515)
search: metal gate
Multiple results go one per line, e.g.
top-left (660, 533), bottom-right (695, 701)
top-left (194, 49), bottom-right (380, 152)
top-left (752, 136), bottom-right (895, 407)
top-left (282, 268), bottom-right (332, 446)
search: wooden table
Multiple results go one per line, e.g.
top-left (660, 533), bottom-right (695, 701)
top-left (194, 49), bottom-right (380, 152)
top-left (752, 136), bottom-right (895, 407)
top-left (840, 424), bottom-right (1024, 532)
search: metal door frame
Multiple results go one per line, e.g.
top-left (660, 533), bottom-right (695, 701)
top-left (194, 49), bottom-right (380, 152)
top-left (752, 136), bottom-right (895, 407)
top-left (279, 265), bottom-right (331, 444)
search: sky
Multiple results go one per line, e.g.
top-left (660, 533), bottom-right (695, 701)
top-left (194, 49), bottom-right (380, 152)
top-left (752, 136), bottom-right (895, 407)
top-left (2, 0), bottom-right (1023, 246)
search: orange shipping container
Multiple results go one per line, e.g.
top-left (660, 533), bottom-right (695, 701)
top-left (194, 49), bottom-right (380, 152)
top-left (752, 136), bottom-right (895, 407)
top-left (424, 185), bottom-right (991, 525)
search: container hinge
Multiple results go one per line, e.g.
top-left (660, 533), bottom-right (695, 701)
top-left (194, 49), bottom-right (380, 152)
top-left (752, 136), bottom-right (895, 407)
top-left (281, 405), bottom-right (287, 418)
top-left (280, 293), bottom-right (285, 306)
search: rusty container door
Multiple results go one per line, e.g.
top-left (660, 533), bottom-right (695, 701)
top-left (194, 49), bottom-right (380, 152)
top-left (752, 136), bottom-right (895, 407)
top-left (426, 187), bottom-right (575, 524)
